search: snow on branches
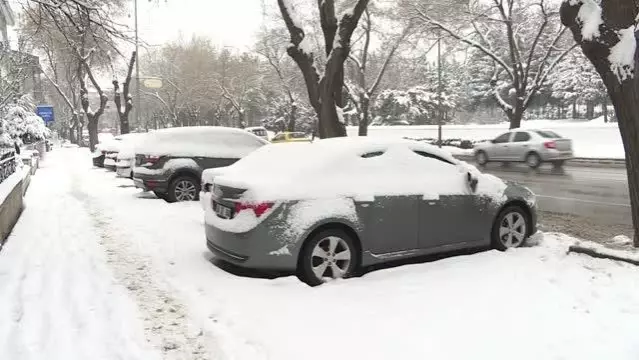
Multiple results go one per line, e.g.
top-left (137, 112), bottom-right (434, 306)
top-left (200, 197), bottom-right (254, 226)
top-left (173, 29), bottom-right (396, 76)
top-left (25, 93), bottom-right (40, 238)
top-left (0, 97), bottom-right (50, 147)
top-left (561, 0), bottom-right (637, 83)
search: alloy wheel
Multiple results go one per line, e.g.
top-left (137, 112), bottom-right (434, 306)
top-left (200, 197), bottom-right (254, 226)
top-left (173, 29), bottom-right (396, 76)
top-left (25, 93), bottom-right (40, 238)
top-left (499, 211), bottom-right (527, 248)
top-left (310, 236), bottom-right (352, 281)
top-left (174, 180), bottom-right (197, 201)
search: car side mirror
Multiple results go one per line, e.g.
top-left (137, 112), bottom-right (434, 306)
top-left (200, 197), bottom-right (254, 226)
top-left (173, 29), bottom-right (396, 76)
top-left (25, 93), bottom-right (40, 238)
top-left (467, 172), bottom-right (478, 192)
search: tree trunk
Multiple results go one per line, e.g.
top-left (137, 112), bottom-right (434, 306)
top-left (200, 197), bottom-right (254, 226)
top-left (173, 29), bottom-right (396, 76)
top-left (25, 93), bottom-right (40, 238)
top-left (318, 63), bottom-right (347, 138)
top-left (508, 105), bottom-right (524, 129)
top-left (572, 100), bottom-right (578, 118)
top-left (586, 101), bottom-right (595, 119)
top-left (87, 114), bottom-right (99, 152)
top-left (287, 103), bottom-right (297, 132)
top-left (609, 88), bottom-right (639, 246)
top-left (602, 98), bottom-right (609, 123)
top-left (358, 96), bottom-right (370, 136)
top-left (120, 114), bottom-right (130, 134)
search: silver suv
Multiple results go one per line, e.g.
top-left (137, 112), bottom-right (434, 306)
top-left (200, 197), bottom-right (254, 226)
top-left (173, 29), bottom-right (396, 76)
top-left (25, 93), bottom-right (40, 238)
top-left (474, 129), bottom-right (573, 168)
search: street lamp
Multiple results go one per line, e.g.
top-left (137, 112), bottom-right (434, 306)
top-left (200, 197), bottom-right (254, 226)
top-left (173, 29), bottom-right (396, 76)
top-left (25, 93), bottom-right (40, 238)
top-left (134, 0), bottom-right (141, 130)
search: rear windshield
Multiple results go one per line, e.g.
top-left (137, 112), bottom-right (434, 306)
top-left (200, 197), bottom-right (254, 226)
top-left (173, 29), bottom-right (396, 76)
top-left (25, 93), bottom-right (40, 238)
top-left (290, 132), bottom-right (307, 139)
top-left (534, 130), bottom-right (562, 139)
top-left (251, 129), bottom-right (267, 136)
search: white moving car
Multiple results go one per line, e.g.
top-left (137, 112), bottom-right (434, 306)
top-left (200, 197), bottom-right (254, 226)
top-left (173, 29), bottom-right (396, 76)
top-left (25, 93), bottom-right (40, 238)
top-left (473, 129), bottom-right (573, 168)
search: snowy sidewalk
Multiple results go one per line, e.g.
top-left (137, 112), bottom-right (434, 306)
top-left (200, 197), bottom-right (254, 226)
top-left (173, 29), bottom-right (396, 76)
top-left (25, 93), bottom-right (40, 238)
top-left (2, 147), bottom-right (639, 360)
top-left (0, 150), bottom-right (160, 360)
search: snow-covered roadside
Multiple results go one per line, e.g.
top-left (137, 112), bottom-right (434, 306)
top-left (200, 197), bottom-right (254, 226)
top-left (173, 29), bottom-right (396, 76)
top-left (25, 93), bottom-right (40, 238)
top-left (349, 119), bottom-right (624, 159)
top-left (0, 151), bottom-right (160, 360)
top-left (72, 147), bottom-right (639, 360)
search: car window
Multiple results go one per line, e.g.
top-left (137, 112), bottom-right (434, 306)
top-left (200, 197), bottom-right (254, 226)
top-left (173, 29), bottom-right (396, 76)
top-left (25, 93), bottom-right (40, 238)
top-left (413, 150), bottom-right (455, 165)
top-left (493, 132), bottom-right (511, 143)
top-left (513, 132), bottom-right (531, 142)
top-left (360, 151), bottom-right (385, 158)
top-left (534, 130), bottom-right (562, 139)
top-left (290, 132), bottom-right (307, 139)
top-left (272, 134), bottom-right (285, 141)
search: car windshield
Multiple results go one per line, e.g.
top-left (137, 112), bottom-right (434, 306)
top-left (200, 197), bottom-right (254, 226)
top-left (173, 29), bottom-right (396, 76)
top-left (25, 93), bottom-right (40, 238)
top-left (9, 3), bottom-right (634, 360)
top-left (534, 130), bottom-right (562, 138)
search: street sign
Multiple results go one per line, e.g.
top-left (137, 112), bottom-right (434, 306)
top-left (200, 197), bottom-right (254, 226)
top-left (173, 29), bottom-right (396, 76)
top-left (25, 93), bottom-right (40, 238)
top-left (36, 105), bottom-right (55, 124)
top-left (143, 78), bottom-right (163, 89)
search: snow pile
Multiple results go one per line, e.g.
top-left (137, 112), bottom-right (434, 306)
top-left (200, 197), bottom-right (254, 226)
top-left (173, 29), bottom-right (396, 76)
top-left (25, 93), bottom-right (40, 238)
top-left (134, 126), bottom-right (268, 159)
top-left (0, 100), bottom-right (49, 146)
top-left (574, 0), bottom-right (603, 40)
top-left (212, 137), bottom-right (509, 203)
top-left (609, 26), bottom-right (636, 82)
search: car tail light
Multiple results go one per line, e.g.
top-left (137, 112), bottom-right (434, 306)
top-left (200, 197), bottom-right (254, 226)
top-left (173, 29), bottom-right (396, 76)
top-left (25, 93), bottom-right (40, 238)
top-left (544, 141), bottom-right (556, 149)
top-left (235, 202), bottom-right (274, 217)
top-left (142, 155), bottom-right (162, 166)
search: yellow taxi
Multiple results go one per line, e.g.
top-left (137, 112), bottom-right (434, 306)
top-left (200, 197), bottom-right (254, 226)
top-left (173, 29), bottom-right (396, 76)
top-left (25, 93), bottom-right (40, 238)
top-left (270, 132), bottom-right (312, 143)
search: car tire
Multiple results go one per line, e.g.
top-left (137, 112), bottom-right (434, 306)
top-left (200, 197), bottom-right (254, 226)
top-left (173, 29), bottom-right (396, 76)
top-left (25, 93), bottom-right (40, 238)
top-left (298, 228), bottom-right (358, 287)
top-left (167, 176), bottom-right (200, 203)
top-left (526, 152), bottom-right (541, 169)
top-left (475, 151), bottom-right (488, 166)
top-left (491, 205), bottom-right (530, 251)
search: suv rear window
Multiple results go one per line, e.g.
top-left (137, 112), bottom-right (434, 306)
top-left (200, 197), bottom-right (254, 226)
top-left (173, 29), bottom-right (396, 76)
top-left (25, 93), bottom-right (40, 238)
top-left (534, 130), bottom-right (562, 139)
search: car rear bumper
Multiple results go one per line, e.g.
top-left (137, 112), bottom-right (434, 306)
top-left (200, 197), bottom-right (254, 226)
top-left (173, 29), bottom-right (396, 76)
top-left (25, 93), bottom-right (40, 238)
top-left (132, 171), bottom-right (169, 193)
top-left (204, 215), bottom-right (299, 271)
top-left (541, 150), bottom-right (573, 161)
top-left (116, 166), bottom-right (132, 178)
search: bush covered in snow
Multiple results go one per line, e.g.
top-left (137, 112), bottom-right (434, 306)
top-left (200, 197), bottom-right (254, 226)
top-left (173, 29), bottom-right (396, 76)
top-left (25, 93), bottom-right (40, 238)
top-left (0, 97), bottom-right (50, 147)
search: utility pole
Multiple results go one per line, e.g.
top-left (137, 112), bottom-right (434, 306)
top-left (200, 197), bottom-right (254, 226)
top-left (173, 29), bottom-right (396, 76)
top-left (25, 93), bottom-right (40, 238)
top-left (437, 34), bottom-right (442, 148)
top-left (134, 0), bottom-right (142, 130)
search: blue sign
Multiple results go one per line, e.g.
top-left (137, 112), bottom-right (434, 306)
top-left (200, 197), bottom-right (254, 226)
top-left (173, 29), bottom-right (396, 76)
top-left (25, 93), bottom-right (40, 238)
top-left (36, 105), bottom-right (55, 124)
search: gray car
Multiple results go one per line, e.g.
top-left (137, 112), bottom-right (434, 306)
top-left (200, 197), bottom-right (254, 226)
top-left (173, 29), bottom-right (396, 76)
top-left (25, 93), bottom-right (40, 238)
top-left (202, 137), bottom-right (537, 286)
top-left (473, 129), bottom-right (573, 168)
top-left (133, 126), bottom-right (268, 202)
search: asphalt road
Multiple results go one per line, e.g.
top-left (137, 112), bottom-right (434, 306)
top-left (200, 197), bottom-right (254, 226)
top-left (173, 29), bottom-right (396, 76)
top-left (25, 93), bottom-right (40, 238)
top-left (479, 163), bottom-right (631, 226)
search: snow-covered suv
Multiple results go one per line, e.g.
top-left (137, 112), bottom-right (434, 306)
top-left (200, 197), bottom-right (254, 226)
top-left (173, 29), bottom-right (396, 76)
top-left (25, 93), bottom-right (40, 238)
top-left (132, 126), bottom-right (269, 202)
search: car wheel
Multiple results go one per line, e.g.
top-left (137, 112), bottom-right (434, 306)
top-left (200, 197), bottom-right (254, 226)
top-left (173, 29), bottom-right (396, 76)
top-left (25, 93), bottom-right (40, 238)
top-left (492, 206), bottom-right (530, 251)
top-left (475, 151), bottom-right (488, 166)
top-left (167, 176), bottom-right (200, 203)
top-left (526, 152), bottom-right (541, 169)
top-left (299, 229), bottom-right (358, 286)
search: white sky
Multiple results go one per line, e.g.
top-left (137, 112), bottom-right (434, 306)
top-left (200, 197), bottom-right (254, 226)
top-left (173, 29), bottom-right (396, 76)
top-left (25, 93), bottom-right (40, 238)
top-left (6, 0), bottom-right (265, 51)
top-left (134, 0), bottom-right (264, 51)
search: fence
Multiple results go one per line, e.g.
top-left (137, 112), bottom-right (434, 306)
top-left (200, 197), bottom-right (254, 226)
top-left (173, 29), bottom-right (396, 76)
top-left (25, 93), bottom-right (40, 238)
top-left (0, 149), bottom-right (16, 184)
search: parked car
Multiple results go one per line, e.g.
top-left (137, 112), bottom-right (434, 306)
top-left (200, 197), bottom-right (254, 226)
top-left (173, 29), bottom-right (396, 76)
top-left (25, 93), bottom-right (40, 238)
top-left (245, 126), bottom-right (269, 141)
top-left (201, 137), bottom-right (537, 286)
top-left (91, 132), bottom-right (117, 167)
top-left (100, 133), bottom-right (147, 172)
top-left (473, 129), bottom-right (573, 168)
top-left (116, 134), bottom-right (149, 179)
top-left (133, 126), bottom-right (268, 202)
top-left (271, 132), bottom-right (311, 143)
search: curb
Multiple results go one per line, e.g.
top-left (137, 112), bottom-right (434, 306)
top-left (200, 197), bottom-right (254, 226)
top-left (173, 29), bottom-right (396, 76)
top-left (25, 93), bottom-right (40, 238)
top-left (568, 244), bottom-right (639, 266)
top-left (454, 154), bottom-right (626, 169)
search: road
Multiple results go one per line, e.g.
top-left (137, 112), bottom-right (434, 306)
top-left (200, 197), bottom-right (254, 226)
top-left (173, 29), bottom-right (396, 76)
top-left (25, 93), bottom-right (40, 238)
top-left (478, 163), bottom-right (631, 227)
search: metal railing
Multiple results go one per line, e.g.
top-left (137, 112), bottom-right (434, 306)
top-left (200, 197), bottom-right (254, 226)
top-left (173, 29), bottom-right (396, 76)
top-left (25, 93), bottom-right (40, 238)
top-left (0, 149), bottom-right (16, 184)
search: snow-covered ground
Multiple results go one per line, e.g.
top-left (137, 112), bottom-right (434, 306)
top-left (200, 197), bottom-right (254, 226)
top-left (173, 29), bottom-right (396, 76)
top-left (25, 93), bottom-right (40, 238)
top-left (1, 147), bottom-right (639, 360)
top-left (348, 118), bottom-right (624, 159)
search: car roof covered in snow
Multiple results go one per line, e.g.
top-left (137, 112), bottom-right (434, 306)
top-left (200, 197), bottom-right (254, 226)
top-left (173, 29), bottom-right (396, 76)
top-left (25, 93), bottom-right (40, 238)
top-left (206, 136), bottom-right (508, 202)
top-left (136, 126), bottom-right (269, 158)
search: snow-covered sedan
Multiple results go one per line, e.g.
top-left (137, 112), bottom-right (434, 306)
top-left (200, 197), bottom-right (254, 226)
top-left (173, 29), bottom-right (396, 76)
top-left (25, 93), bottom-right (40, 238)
top-left (201, 137), bottom-right (537, 286)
